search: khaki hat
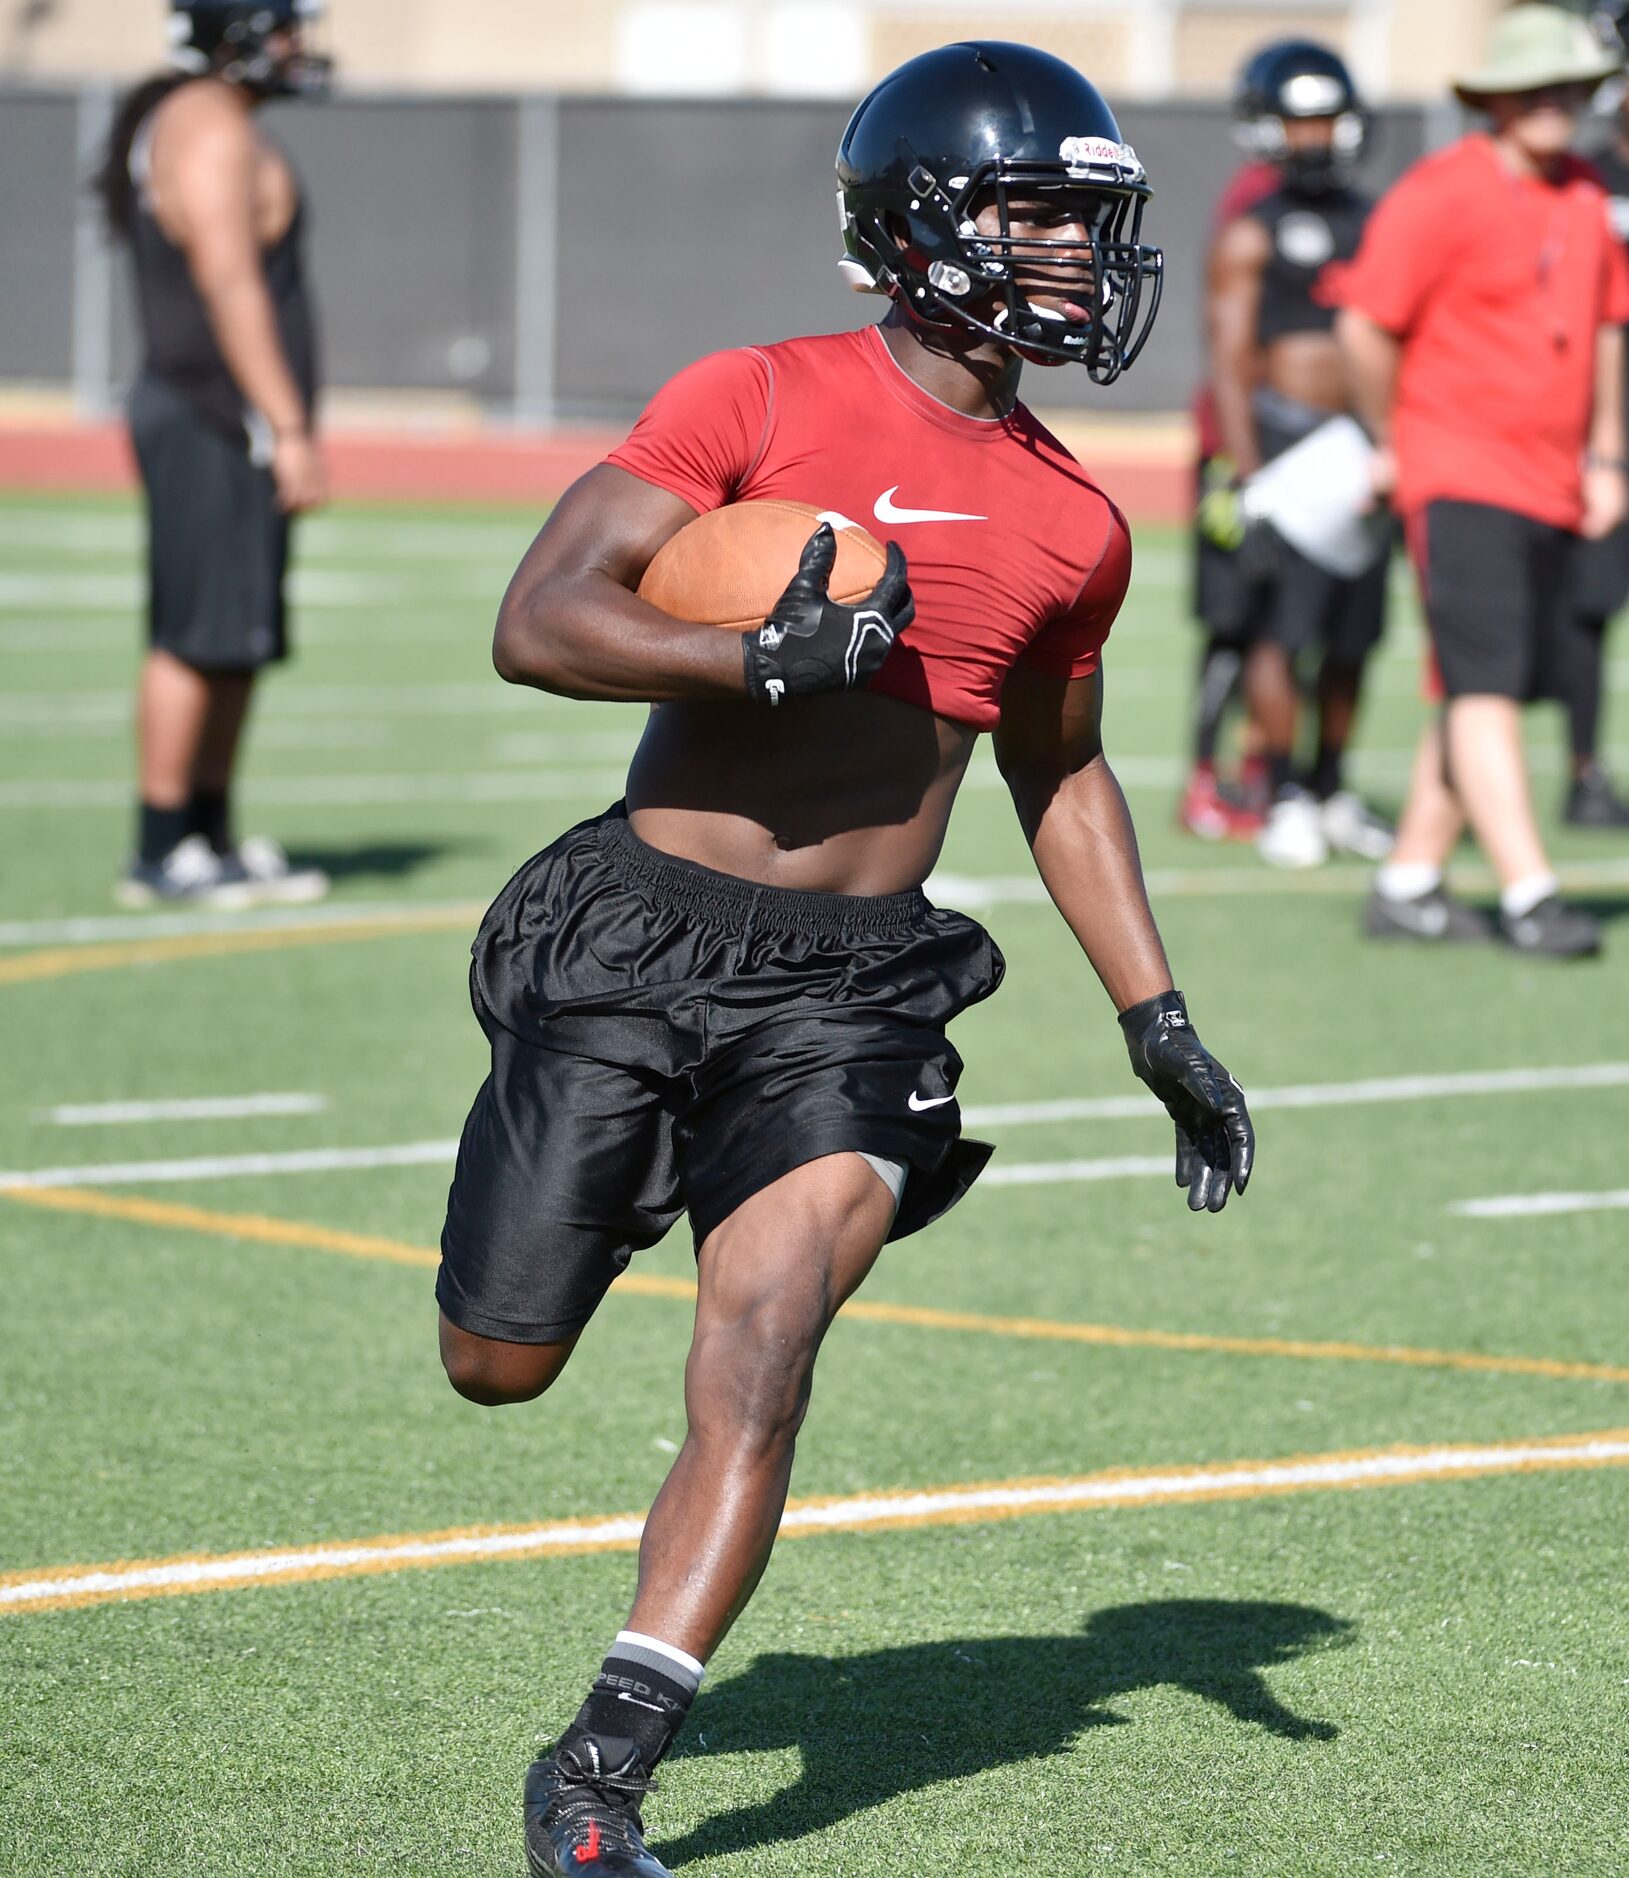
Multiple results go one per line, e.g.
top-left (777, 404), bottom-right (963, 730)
top-left (1452, 3), bottom-right (1622, 105)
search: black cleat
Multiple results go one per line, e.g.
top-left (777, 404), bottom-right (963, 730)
top-left (1498, 895), bottom-right (1602, 959)
top-left (1564, 765), bottom-right (1629, 829)
top-left (525, 1733), bottom-right (672, 1876)
top-left (1363, 884), bottom-right (1492, 945)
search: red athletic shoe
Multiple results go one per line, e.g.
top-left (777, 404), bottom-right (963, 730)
top-left (1177, 766), bottom-right (1266, 842)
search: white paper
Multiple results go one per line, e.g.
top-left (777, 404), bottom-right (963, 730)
top-left (1241, 416), bottom-right (1390, 578)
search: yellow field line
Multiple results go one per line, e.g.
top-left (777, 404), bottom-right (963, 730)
top-left (0, 906), bottom-right (478, 988)
top-left (5, 1184), bottom-right (1626, 1383)
top-left (6, 1427), bottom-right (1628, 1616)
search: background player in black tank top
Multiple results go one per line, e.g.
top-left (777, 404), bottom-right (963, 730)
top-left (1206, 41), bottom-right (1395, 870)
top-left (96, 0), bottom-right (331, 908)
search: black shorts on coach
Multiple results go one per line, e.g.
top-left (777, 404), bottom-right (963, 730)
top-left (437, 805), bottom-right (1004, 1345)
top-left (1411, 499), bottom-right (1571, 701)
top-left (129, 371), bottom-right (291, 673)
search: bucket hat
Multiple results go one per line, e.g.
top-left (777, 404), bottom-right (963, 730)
top-left (1452, 3), bottom-right (1621, 105)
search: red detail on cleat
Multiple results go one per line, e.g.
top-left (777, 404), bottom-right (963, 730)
top-left (1177, 768), bottom-right (1265, 842)
top-left (575, 1822), bottom-right (601, 1864)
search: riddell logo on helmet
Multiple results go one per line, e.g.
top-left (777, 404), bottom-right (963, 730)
top-left (1060, 136), bottom-right (1142, 179)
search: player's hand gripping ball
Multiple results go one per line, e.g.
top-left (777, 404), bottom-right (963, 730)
top-left (1119, 990), bottom-right (1255, 1213)
top-left (637, 499), bottom-right (913, 706)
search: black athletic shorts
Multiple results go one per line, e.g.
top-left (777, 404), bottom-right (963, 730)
top-left (1192, 427), bottom-right (1389, 662)
top-left (437, 805), bottom-right (1004, 1345)
top-left (1252, 398), bottom-right (1389, 665)
top-left (1410, 499), bottom-right (1572, 701)
top-left (1570, 515), bottom-right (1629, 624)
top-left (1192, 457), bottom-right (1264, 647)
top-left (128, 371), bottom-right (290, 672)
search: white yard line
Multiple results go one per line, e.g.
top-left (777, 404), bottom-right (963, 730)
top-left (961, 1063), bottom-right (1629, 1128)
top-left (43, 1094), bottom-right (327, 1128)
top-left (5, 1430), bottom-right (1626, 1614)
top-left (0, 570), bottom-right (497, 610)
top-left (4, 1062), bottom-right (1626, 1188)
top-left (978, 1156), bottom-right (1171, 1186)
top-left (2, 746), bottom-right (1622, 813)
top-left (0, 1140), bottom-right (459, 1191)
top-left (1450, 1190), bottom-right (1629, 1220)
top-left (0, 899), bottom-right (481, 948)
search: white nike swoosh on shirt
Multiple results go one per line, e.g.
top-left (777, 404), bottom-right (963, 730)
top-left (874, 486), bottom-right (987, 525)
top-left (907, 1091), bottom-right (956, 1111)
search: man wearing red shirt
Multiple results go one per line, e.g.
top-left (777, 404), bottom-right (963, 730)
top-left (1338, 4), bottom-right (1627, 956)
top-left (433, 41), bottom-right (1254, 1878)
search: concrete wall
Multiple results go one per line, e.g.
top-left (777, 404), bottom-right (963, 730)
top-left (0, 84), bottom-right (1433, 419)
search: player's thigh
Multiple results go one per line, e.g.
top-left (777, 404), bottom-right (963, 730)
top-left (687, 1153), bottom-right (899, 1430)
top-left (438, 1014), bottom-right (683, 1354)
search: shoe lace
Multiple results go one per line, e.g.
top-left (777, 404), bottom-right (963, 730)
top-left (551, 1745), bottom-right (658, 1842)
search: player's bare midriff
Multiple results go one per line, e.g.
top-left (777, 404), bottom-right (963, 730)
top-left (625, 688), bottom-right (980, 895)
top-left (1263, 330), bottom-right (1349, 413)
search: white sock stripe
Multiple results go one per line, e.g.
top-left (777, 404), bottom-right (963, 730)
top-left (615, 1630), bottom-right (705, 1684)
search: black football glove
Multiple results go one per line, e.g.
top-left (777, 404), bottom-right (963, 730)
top-left (1120, 989), bottom-right (1255, 1214)
top-left (742, 522), bottom-right (914, 706)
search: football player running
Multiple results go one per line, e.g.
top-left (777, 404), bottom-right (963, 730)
top-left (437, 43), bottom-right (1255, 1878)
top-left (1205, 40), bottom-right (1396, 869)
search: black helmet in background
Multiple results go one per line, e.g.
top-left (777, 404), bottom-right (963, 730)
top-left (1233, 39), bottom-right (1369, 193)
top-left (837, 40), bottom-right (1164, 383)
top-left (167, 0), bottom-right (333, 97)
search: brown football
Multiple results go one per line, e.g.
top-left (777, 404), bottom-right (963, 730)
top-left (637, 499), bottom-right (888, 632)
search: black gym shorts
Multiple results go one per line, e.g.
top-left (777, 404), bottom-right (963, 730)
top-left (128, 372), bottom-right (291, 672)
top-left (437, 805), bottom-right (1004, 1345)
top-left (1410, 499), bottom-right (1572, 701)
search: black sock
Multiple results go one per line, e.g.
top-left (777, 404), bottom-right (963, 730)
top-left (138, 801), bottom-right (190, 866)
top-left (566, 1633), bottom-right (702, 1773)
top-left (1309, 745), bottom-right (1343, 801)
top-left (186, 787), bottom-right (232, 855)
top-left (1266, 754), bottom-right (1297, 799)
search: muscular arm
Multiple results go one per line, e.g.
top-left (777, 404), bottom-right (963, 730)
top-left (156, 87), bottom-right (309, 441)
top-left (492, 465), bottom-right (749, 700)
top-left (1206, 215), bottom-right (1270, 478)
top-left (992, 662), bottom-right (1173, 1012)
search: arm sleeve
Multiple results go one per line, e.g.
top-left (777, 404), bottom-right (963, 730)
top-left (1019, 502), bottom-right (1132, 680)
top-left (1335, 166), bottom-right (1453, 336)
top-left (604, 347), bottom-right (775, 514)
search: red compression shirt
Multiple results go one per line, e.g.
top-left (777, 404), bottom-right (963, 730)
top-left (606, 325), bottom-right (1131, 730)
top-left (1337, 135), bottom-right (1629, 528)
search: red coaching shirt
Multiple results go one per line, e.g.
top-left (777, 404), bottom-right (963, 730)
top-left (1337, 135), bottom-right (1629, 529)
top-left (606, 325), bottom-right (1131, 730)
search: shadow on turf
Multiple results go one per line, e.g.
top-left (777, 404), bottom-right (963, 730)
top-left (278, 839), bottom-right (478, 884)
top-left (660, 1599), bottom-right (1351, 1864)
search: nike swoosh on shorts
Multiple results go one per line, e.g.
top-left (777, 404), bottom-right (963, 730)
top-left (873, 486), bottom-right (987, 525)
top-left (907, 1091), bottom-right (956, 1111)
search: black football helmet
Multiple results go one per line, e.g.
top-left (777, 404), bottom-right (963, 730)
top-left (1233, 40), bottom-right (1368, 193)
top-left (167, 0), bottom-right (332, 97)
top-left (836, 41), bottom-right (1163, 382)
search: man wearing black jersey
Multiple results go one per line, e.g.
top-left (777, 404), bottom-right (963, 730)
top-left (98, 0), bottom-right (331, 907)
top-left (1206, 40), bottom-right (1395, 869)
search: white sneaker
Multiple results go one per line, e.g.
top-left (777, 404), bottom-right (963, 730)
top-left (232, 835), bottom-right (331, 906)
top-left (115, 834), bottom-right (257, 909)
top-left (1319, 790), bottom-right (1394, 861)
top-left (1257, 790), bottom-right (1329, 869)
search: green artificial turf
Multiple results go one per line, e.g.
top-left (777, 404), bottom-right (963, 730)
top-left (1, 492), bottom-right (1627, 1874)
